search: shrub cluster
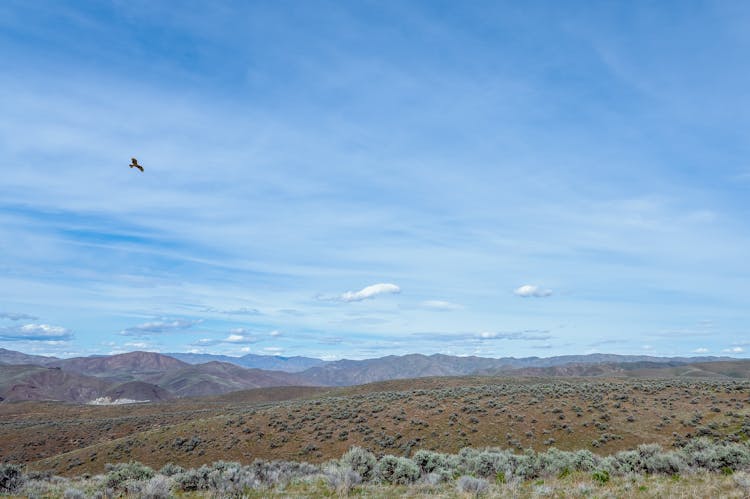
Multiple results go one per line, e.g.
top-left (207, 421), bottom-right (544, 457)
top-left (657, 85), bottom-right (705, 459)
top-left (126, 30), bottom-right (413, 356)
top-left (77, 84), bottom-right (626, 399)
top-left (5, 437), bottom-right (750, 496)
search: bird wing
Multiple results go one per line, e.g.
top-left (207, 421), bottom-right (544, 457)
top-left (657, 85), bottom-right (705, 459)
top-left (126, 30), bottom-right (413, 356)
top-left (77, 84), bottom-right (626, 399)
top-left (131, 158), bottom-right (137, 165)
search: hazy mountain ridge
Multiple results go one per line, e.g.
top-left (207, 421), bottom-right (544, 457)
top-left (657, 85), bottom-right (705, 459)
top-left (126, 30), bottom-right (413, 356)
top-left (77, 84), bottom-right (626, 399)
top-left (297, 352), bottom-right (735, 386)
top-left (166, 352), bottom-right (325, 372)
top-left (1, 364), bottom-right (115, 403)
top-left (147, 361), bottom-right (315, 397)
top-left (0, 352), bottom-right (320, 403)
top-left (0, 348), bottom-right (742, 402)
top-left (49, 351), bottom-right (190, 382)
top-left (0, 348), bottom-right (60, 366)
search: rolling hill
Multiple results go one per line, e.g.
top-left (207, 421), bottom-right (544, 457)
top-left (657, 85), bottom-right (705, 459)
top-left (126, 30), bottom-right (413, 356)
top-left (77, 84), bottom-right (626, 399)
top-left (0, 364), bottom-right (115, 403)
top-left (3, 374), bottom-right (747, 476)
top-left (148, 361), bottom-right (316, 397)
top-left (295, 353), bottom-right (735, 386)
top-left (50, 351), bottom-right (190, 381)
top-left (0, 348), bottom-right (745, 403)
top-left (167, 352), bottom-right (326, 372)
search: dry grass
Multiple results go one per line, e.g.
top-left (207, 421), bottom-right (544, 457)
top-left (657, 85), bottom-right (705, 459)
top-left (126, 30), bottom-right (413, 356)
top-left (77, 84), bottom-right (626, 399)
top-left (1, 376), bottom-right (747, 477)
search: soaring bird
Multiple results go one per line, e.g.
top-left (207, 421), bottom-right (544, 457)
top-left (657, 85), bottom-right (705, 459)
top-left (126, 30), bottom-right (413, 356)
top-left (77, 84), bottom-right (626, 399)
top-left (129, 158), bottom-right (144, 172)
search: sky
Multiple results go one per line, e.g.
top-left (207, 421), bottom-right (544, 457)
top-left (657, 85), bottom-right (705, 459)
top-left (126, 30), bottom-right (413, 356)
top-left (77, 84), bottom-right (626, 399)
top-left (1, 1), bottom-right (749, 360)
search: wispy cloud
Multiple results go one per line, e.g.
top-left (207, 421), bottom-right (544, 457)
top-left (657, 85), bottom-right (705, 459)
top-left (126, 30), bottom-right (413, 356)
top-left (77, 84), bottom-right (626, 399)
top-left (0, 312), bottom-right (39, 321)
top-left (723, 346), bottom-right (744, 354)
top-left (341, 283), bottom-right (401, 302)
top-left (120, 319), bottom-right (201, 336)
top-left (0, 323), bottom-right (73, 341)
top-left (317, 336), bottom-right (344, 345)
top-left (477, 330), bottom-right (552, 341)
top-left (513, 285), bottom-right (552, 298)
top-left (588, 339), bottom-right (627, 347)
top-left (203, 306), bottom-right (261, 315)
top-left (192, 328), bottom-right (261, 346)
top-left (693, 347), bottom-right (709, 353)
top-left (124, 341), bottom-right (156, 350)
top-left (320, 283), bottom-right (401, 302)
top-left (2, 3), bottom-right (750, 360)
top-left (419, 300), bottom-right (462, 311)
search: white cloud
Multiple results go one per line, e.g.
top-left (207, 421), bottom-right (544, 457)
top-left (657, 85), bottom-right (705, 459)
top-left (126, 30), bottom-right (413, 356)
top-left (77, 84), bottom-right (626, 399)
top-left (204, 306), bottom-right (260, 315)
top-left (693, 347), bottom-right (709, 354)
top-left (338, 283), bottom-right (401, 302)
top-left (513, 284), bottom-right (552, 298)
top-left (225, 333), bottom-right (258, 344)
top-left (0, 312), bottom-right (39, 321)
top-left (124, 341), bottom-right (153, 349)
top-left (0, 323), bottom-right (72, 341)
top-left (263, 346), bottom-right (283, 354)
top-left (477, 330), bottom-right (551, 341)
top-left (269, 330), bottom-right (282, 337)
top-left (191, 328), bottom-right (260, 346)
top-left (318, 336), bottom-right (344, 345)
top-left (723, 346), bottom-right (744, 354)
top-left (419, 300), bottom-right (462, 311)
top-left (120, 319), bottom-right (201, 336)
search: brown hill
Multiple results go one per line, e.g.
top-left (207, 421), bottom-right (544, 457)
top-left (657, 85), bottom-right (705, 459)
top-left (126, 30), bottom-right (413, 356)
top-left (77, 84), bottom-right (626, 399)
top-left (0, 348), bottom-right (59, 366)
top-left (7, 375), bottom-right (748, 476)
top-left (150, 361), bottom-right (317, 397)
top-left (0, 364), bottom-right (109, 403)
top-left (103, 381), bottom-right (174, 402)
top-left (297, 353), bottom-right (737, 386)
top-left (299, 353), bottom-right (516, 386)
top-left (623, 359), bottom-right (750, 378)
top-left (51, 351), bottom-right (189, 381)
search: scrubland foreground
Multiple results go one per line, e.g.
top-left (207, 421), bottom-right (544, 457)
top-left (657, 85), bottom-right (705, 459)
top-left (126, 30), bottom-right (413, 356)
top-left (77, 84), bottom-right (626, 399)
top-left (2, 376), bottom-right (750, 496)
top-left (3, 440), bottom-right (750, 497)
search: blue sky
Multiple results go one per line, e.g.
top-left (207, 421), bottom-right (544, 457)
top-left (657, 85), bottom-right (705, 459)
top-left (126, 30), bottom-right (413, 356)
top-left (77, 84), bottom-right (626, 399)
top-left (1, 1), bottom-right (749, 360)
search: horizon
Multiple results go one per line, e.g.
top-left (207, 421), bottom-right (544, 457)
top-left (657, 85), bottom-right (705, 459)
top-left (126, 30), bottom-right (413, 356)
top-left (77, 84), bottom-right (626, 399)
top-left (2, 2), bottom-right (749, 360)
top-left (0, 345), bottom-right (739, 363)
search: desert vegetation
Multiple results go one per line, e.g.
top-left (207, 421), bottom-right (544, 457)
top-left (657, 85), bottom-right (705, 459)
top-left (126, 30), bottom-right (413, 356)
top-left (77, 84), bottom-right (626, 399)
top-left (3, 438), bottom-right (750, 497)
top-left (3, 377), bottom-right (750, 478)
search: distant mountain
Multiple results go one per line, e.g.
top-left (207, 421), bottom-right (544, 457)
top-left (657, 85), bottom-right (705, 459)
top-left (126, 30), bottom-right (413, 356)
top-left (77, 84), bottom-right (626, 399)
top-left (0, 348), bottom-right (59, 366)
top-left (149, 361), bottom-right (316, 397)
top-left (622, 359), bottom-right (750, 379)
top-left (102, 381), bottom-right (174, 402)
top-left (166, 352), bottom-right (326, 372)
top-left (0, 364), bottom-right (110, 403)
top-left (298, 353), bottom-right (736, 386)
top-left (299, 353), bottom-right (512, 386)
top-left (50, 351), bottom-right (190, 382)
top-left (504, 353), bottom-right (734, 368)
top-left (0, 347), bottom-right (743, 401)
top-left (0, 350), bottom-right (320, 402)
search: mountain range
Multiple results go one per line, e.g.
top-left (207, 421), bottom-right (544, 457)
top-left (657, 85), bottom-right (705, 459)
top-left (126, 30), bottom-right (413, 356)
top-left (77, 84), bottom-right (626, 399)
top-left (0, 347), bottom-right (742, 403)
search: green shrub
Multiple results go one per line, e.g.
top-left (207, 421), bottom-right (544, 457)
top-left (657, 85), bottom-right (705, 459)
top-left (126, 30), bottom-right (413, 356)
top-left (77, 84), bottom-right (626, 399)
top-left (159, 462), bottom-right (184, 477)
top-left (104, 462), bottom-right (155, 490)
top-left (412, 449), bottom-right (448, 474)
top-left (592, 469), bottom-right (610, 485)
top-left (341, 446), bottom-right (377, 481)
top-left (376, 455), bottom-right (419, 484)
